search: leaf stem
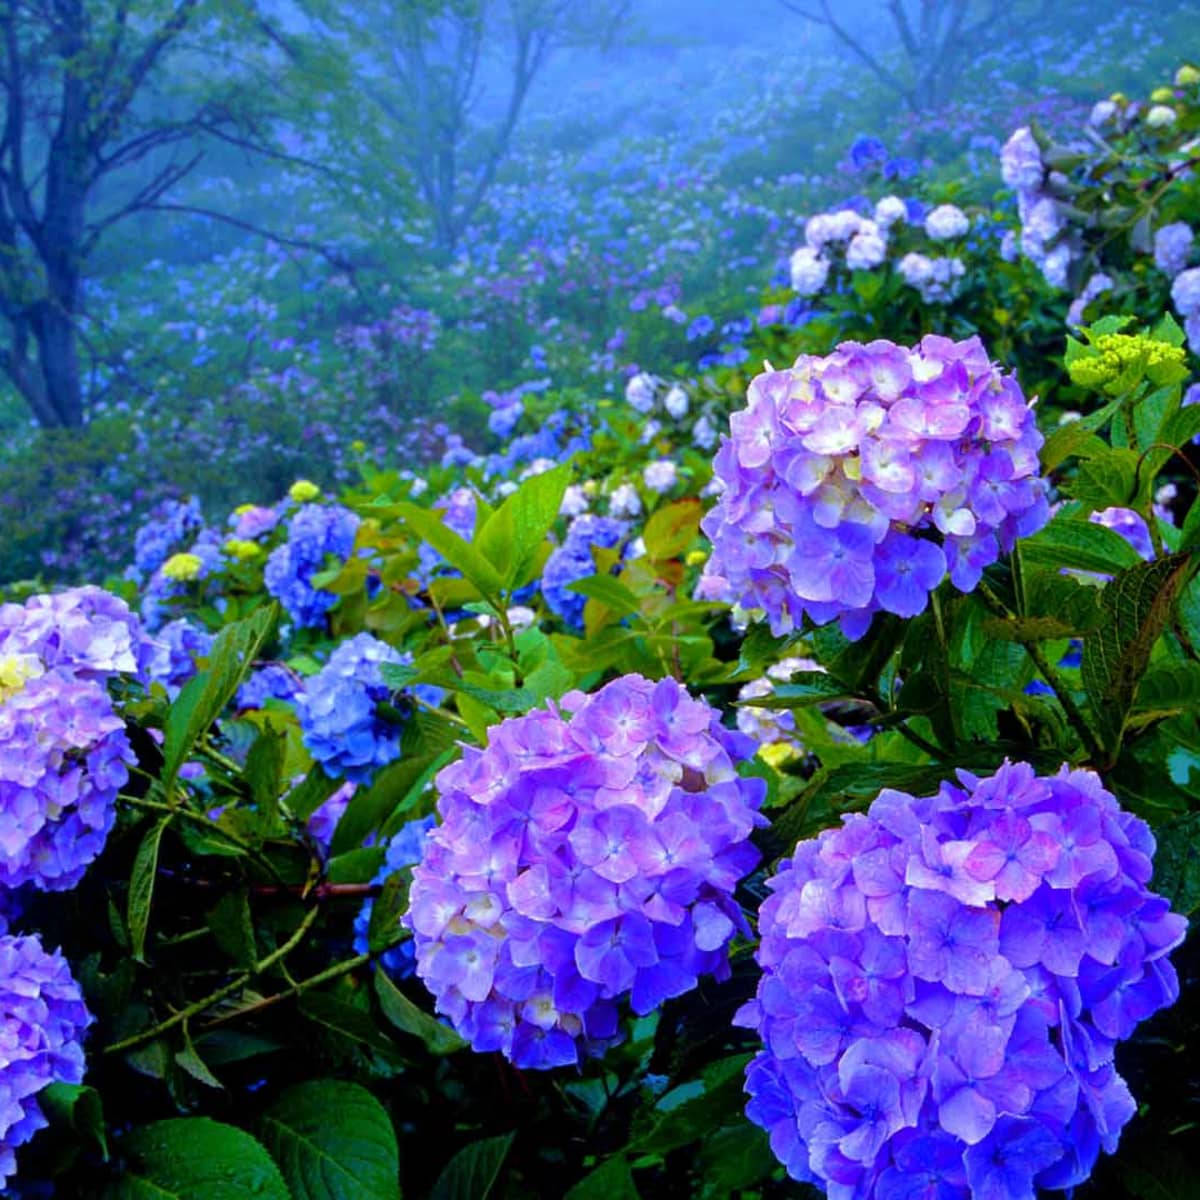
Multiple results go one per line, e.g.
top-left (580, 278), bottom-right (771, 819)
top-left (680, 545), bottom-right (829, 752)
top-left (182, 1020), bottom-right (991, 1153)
top-left (103, 904), bottom-right (322, 1056)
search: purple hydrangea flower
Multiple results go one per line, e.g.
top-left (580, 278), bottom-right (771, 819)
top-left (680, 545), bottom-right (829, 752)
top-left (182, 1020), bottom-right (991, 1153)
top-left (406, 675), bottom-right (766, 1068)
top-left (1089, 507), bottom-right (1154, 561)
top-left (228, 504), bottom-right (280, 541)
top-left (542, 515), bottom-right (628, 629)
top-left (0, 587), bottom-right (158, 684)
top-left (305, 781), bottom-right (355, 855)
top-left (699, 337), bottom-right (1048, 637)
top-left (296, 634), bottom-right (406, 783)
top-left (0, 935), bottom-right (91, 1187)
top-left (736, 761), bottom-right (1186, 1198)
top-left (0, 669), bottom-right (134, 890)
top-left (264, 504), bottom-right (360, 628)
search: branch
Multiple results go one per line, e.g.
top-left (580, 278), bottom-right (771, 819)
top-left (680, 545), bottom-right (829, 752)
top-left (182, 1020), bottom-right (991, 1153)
top-left (82, 150), bottom-right (204, 254)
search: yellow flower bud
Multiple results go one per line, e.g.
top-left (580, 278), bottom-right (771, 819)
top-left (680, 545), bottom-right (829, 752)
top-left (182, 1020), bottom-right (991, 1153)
top-left (162, 552), bottom-right (203, 582)
top-left (1175, 65), bottom-right (1200, 87)
top-left (759, 742), bottom-right (801, 769)
top-left (224, 538), bottom-right (262, 561)
top-left (1151, 86), bottom-right (1176, 104)
top-left (685, 549), bottom-right (709, 567)
top-left (289, 479), bottom-right (320, 503)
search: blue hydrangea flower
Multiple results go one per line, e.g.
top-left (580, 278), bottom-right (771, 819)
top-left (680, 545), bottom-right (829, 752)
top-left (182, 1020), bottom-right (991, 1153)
top-left (0, 935), bottom-right (91, 1188)
top-left (542, 515), bottom-right (628, 629)
top-left (132, 496), bottom-right (204, 576)
top-left (699, 337), bottom-right (1049, 639)
top-left (264, 504), bottom-right (360, 628)
top-left (354, 814), bottom-right (438, 977)
top-left (736, 761), bottom-right (1186, 1198)
top-left (236, 664), bottom-right (302, 711)
top-left (146, 619), bottom-right (213, 699)
top-left (406, 674), bottom-right (766, 1069)
top-left (296, 634), bottom-right (406, 783)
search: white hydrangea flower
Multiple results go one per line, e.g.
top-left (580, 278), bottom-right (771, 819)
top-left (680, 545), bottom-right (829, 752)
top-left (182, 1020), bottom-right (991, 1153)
top-left (664, 384), bottom-right (689, 419)
top-left (643, 460), bottom-right (678, 494)
top-left (609, 482), bottom-right (643, 518)
top-left (789, 246), bottom-right (830, 296)
top-left (1146, 105), bottom-right (1177, 129)
top-left (625, 372), bottom-right (656, 413)
top-left (924, 204), bottom-right (969, 241)
top-left (873, 195), bottom-right (907, 228)
top-left (846, 226), bottom-right (888, 271)
top-left (692, 414), bottom-right (718, 450)
top-left (559, 485), bottom-right (589, 517)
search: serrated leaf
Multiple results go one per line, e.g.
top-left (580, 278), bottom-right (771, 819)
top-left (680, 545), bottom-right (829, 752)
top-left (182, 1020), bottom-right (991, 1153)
top-left (107, 1118), bottom-right (290, 1200)
top-left (568, 573), bottom-right (641, 616)
top-left (476, 461), bottom-right (572, 589)
top-left (1150, 812), bottom-right (1200, 916)
top-left (1062, 447), bottom-right (1140, 508)
top-left (245, 727), bottom-right (287, 808)
top-left (1081, 553), bottom-right (1198, 754)
top-left (631, 1055), bottom-right (751, 1157)
top-left (259, 1080), bottom-right (400, 1200)
top-left (298, 993), bottom-right (401, 1058)
top-left (643, 498), bottom-right (702, 560)
top-left (128, 818), bottom-right (170, 963)
top-left (741, 673), bottom-right (853, 706)
top-left (284, 764), bottom-right (342, 821)
top-left (394, 501), bottom-right (504, 597)
top-left (1021, 513), bottom-right (1141, 574)
top-left (206, 889), bottom-right (256, 968)
top-left (430, 1132), bottom-right (514, 1200)
top-left (1040, 421), bottom-right (1110, 471)
top-left (40, 1082), bottom-right (108, 1158)
top-left (1135, 661), bottom-right (1200, 712)
top-left (374, 971), bottom-right (465, 1055)
top-left (564, 1155), bottom-right (639, 1200)
top-left (367, 872), bottom-right (410, 953)
top-left (162, 606), bottom-right (276, 792)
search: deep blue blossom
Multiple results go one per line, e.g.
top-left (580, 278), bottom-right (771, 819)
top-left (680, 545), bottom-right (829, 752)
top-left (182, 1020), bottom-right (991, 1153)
top-left (236, 663), bottom-right (303, 710)
top-left (736, 761), bottom-right (1186, 1199)
top-left (146, 619), bottom-right (213, 698)
top-left (406, 674), bottom-right (766, 1069)
top-left (296, 633), bottom-right (406, 783)
top-left (542, 515), bottom-right (628, 628)
top-left (264, 503), bottom-right (360, 627)
top-left (132, 496), bottom-right (204, 576)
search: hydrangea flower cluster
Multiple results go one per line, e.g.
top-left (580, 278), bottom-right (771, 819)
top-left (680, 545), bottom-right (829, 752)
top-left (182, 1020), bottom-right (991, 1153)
top-left (0, 935), bottom-right (92, 1188)
top-left (264, 503), bottom-right (360, 627)
top-left (146, 619), bottom-right (213, 698)
top-left (0, 588), bottom-right (145, 892)
top-left (790, 201), bottom-right (905, 296)
top-left (132, 496), bottom-right (204, 576)
top-left (698, 336), bottom-right (1049, 638)
top-left (0, 586), bottom-right (158, 684)
top-left (736, 761), bottom-right (1186, 1199)
top-left (296, 633), bottom-right (406, 783)
top-left (1000, 126), bottom-right (1074, 288)
top-left (0, 669), bottom-right (134, 890)
top-left (1171, 267), bottom-right (1200, 350)
top-left (354, 814), bottom-right (438, 977)
top-left (236, 663), bottom-right (302, 711)
top-left (897, 253), bottom-right (966, 304)
top-left (228, 503), bottom-right (279, 541)
top-left (542, 515), bottom-right (628, 629)
top-left (406, 674), bottom-right (766, 1069)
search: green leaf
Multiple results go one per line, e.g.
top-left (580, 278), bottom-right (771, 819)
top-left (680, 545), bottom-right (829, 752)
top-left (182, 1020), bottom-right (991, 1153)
top-left (1040, 421), bottom-right (1110, 471)
top-left (476, 461), bottom-right (571, 589)
top-left (394, 501), bottom-right (504, 597)
top-left (1061, 447), bottom-right (1139, 508)
top-left (367, 872), bottom-right (410, 954)
top-left (374, 971), bottom-right (465, 1055)
top-left (564, 1155), bottom-right (639, 1200)
top-left (206, 889), bottom-right (256, 969)
top-left (1135, 661), bottom-right (1200, 713)
top-left (284, 765), bottom-right (342, 821)
top-left (643, 498), bottom-right (702, 560)
top-left (1151, 812), bottom-right (1200, 916)
top-left (128, 818), bottom-right (170, 963)
top-left (695, 1123), bottom-right (772, 1199)
top-left (298, 993), bottom-right (401, 1058)
top-left (40, 1082), bottom-right (107, 1158)
top-left (743, 673), bottom-right (855, 707)
top-left (631, 1055), bottom-right (751, 1157)
top-left (1081, 553), bottom-right (1198, 754)
top-left (245, 727), bottom-right (287, 809)
top-left (163, 606), bottom-right (276, 792)
top-left (1020, 512), bottom-right (1141, 574)
top-left (107, 1118), bottom-right (290, 1200)
top-left (429, 1132), bottom-right (514, 1200)
top-left (259, 1080), bottom-right (400, 1200)
top-left (567, 574), bottom-right (641, 617)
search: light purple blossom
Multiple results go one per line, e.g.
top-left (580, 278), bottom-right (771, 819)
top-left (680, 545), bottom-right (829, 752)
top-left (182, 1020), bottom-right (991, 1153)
top-left (737, 761), bottom-right (1186, 1197)
top-left (406, 675), bottom-right (766, 1069)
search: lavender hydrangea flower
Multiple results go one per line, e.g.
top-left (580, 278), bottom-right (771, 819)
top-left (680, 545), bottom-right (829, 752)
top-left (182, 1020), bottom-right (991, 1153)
top-left (0, 668), bottom-right (133, 890)
top-left (307, 781), bottom-right (355, 854)
top-left (924, 204), bottom-right (969, 241)
top-left (736, 761), bottom-right (1186, 1199)
top-left (354, 813), bottom-right (438, 977)
top-left (228, 504), bottom-right (280, 541)
top-left (699, 336), bottom-right (1048, 637)
top-left (146, 619), bottom-right (213, 698)
top-left (296, 633), bottom-right (406, 783)
top-left (264, 504), bottom-right (360, 628)
top-left (542, 515), bottom-right (628, 629)
top-left (406, 674), bottom-right (766, 1069)
top-left (1089, 507), bottom-right (1154, 561)
top-left (0, 935), bottom-right (91, 1187)
top-left (1154, 221), bottom-right (1194, 278)
top-left (0, 587), bottom-right (158, 684)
